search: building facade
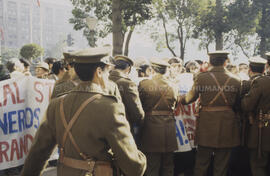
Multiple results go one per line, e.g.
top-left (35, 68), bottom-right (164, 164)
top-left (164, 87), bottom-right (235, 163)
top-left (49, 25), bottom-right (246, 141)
top-left (0, 0), bottom-right (86, 58)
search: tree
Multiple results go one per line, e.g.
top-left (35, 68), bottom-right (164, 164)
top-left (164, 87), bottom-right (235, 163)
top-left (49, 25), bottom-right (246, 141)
top-left (1, 48), bottom-right (20, 64)
top-left (252, 0), bottom-right (270, 57)
top-left (20, 43), bottom-right (44, 62)
top-left (192, 0), bottom-right (233, 50)
top-left (69, 0), bottom-right (153, 56)
top-left (151, 0), bottom-right (200, 60)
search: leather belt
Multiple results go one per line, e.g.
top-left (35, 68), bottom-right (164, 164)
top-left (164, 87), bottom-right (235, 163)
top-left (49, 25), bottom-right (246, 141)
top-left (60, 156), bottom-right (112, 172)
top-left (201, 106), bottom-right (232, 112)
top-left (146, 111), bottom-right (174, 116)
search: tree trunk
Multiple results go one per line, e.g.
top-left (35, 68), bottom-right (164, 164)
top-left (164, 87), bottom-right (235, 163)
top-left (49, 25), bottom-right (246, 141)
top-left (124, 26), bottom-right (134, 56)
top-left (177, 26), bottom-right (185, 60)
top-left (259, 6), bottom-right (267, 57)
top-left (215, 31), bottom-right (223, 50)
top-left (215, 0), bottom-right (223, 50)
top-left (162, 15), bottom-right (177, 57)
top-left (112, 0), bottom-right (124, 56)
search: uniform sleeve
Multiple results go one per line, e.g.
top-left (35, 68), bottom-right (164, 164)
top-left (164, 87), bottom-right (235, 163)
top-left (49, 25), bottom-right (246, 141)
top-left (21, 102), bottom-right (57, 176)
top-left (241, 79), bottom-right (262, 112)
top-left (104, 102), bottom-right (146, 176)
top-left (122, 82), bottom-right (145, 123)
top-left (181, 75), bottom-right (200, 105)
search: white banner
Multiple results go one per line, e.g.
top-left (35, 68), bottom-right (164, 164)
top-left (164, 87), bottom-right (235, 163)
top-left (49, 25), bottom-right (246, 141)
top-left (0, 77), bottom-right (55, 170)
top-left (174, 73), bottom-right (197, 152)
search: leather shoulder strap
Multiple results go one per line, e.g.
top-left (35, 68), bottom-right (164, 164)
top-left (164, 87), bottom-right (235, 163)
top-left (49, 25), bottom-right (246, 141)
top-left (208, 72), bottom-right (231, 106)
top-left (60, 94), bottom-right (102, 160)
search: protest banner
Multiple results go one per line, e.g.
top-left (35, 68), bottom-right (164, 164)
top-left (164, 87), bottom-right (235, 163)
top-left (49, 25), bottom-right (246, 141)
top-left (0, 77), bottom-right (54, 170)
top-left (174, 73), bottom-right (197, 152)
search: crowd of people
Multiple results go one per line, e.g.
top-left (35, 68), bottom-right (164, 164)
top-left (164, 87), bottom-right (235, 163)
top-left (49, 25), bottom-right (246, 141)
top-left (0, 47), bottom-right (270, 176)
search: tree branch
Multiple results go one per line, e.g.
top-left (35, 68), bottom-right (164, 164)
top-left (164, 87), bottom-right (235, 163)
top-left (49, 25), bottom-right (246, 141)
top-left (124, 26), bottom-right (134, 56)
top-left (162, 15), bottom-right (177, 57)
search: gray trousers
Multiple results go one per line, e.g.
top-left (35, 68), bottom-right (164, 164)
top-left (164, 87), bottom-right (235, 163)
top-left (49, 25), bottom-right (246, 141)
top-left (145, 152), bottom-right (174, 176)
top-left (194, 146), bottom-right (231, 176)
top-left (249, 149), bottom-right (269, 176)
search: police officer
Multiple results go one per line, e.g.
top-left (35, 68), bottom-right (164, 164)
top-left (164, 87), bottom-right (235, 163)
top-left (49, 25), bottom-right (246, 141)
top-left (109, 55), bottom-right (145, 128)
top-left (50, 54), bottom-right (80, 99)
top-left (241, 56), bottom-right (270, 176)
top-left (180, 51), bottom-right (241, 176)
top-left (139, 58), bottom-right (178, 176)
top-left (21, 47), bottom-right (146, 176)
top-left (265, 52), bottom-right (270, 75)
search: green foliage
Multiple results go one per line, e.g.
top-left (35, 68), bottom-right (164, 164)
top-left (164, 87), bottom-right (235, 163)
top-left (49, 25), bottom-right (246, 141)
top-left (150, 0), bottom-right (200, 59)
top-left (69, 0), bottom-right (153, 47)
top-left (252, 0), bottom-right (270, 55)
top-left (1, 48), bottom-right (20, 64)
top-left (20, 43), bottom-right (44, 61)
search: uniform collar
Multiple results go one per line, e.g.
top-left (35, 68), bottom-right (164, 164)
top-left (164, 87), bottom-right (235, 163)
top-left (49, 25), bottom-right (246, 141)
top-left (209, 66), bottom-right (225, 72)
top-left (110, 69), bottom-right (129, 79)
top-left (250, 73), bottom-right (262, 80)
top-left (72, 81), bottom-right (107, 95)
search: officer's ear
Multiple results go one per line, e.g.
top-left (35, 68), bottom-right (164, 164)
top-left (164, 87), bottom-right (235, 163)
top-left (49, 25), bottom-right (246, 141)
top-left (96, 67), bottom-right (103, 78)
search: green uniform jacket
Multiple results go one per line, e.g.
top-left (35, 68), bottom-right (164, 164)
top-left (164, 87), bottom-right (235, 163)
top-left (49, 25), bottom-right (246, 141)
top-left (241, 74), bottom-right (270, 151)
top-left (109, 70), bottom-right (144, 124)
top-left (181, 66), bottom-right (241, 148)
top-left (21, 82), bottom-right (146, 176)
top-left (139, 74), bottom-right (178, 152)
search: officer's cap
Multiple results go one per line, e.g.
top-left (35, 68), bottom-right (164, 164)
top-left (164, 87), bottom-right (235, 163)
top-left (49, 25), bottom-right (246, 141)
top-left (36, 62), bottom-right (49, 71)
top-left (266, 52), bottom-right (270, 58)
top-left (150, 58), bottom-right (170, 68)
top-left (265, 52), bottom-right (270, 64)
top-left (248, 56), bottom-right (267, 67)
top-left (63, 46), bottom-right (113, 65)
top-left (208, 50), bottom-right (230, 60)
top-left (114, 55), bottom-right (134, 66)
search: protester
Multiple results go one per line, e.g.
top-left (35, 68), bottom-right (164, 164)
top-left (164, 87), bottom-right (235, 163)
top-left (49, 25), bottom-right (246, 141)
top-left (51, 60), bottom-right (66, 80)
top-left (5, 58), bottom-right (25, 78)
top-left (44, 57), bottom-right (56, 70)
top-left (185, 60), bottom-right (200, 74)
top-left (19, 58), bottom-right (32, 76)
top-left (0, 64), bottom-right (10, 81)
top-left (35, 62), bottom-right (50, 79)
top-left (238, 62), bottom-right (249, 80)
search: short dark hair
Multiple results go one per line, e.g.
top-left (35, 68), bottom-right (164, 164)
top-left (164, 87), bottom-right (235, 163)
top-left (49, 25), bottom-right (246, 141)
top-left (114, 60), bottom-right (131, 70)
top-left (138, 64), bottom-right (150, 77)
top-left (20, 58), bottom-right (31, 67)
top-left (249, 65), bottom-right (265, 73)
top-left (52, 61), bottom-right (66, 75)
top-left (0, 64), bottom-right (10, 81)
top-left (74, 62), bottom-right (106, 81)
top-left (195, 60), bottom-right (203, 65)
top-left (152, 66), bottom-right (167, 75)
top-left (210, 58), bottom-right (227, 66)
top-left (44, 57), bottom-right (56, 65)
top-left (6, 61), bottom-right (15, 73)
